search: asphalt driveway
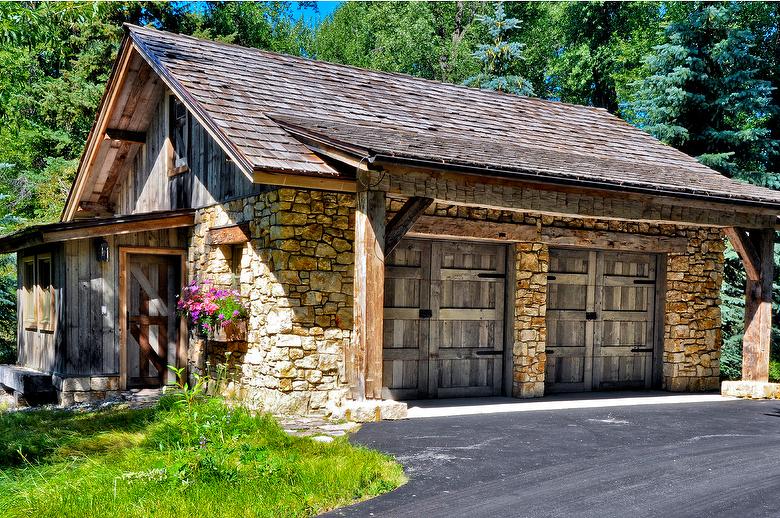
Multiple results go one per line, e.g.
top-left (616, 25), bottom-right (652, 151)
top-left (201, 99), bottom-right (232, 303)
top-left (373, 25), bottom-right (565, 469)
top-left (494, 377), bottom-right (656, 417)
top-left (325, 396), bottom-right (780, 518)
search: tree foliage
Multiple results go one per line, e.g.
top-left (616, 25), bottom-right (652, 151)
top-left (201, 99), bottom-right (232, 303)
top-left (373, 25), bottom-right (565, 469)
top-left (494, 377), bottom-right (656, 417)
top-left (464, 2), bottom-right (533, 95)
top-left (630, 4), bottom-right (777, 179)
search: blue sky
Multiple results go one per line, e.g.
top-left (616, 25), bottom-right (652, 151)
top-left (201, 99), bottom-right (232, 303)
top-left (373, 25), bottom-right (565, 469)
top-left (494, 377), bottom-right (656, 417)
top-left (299, 1), bottom-right (342, 26)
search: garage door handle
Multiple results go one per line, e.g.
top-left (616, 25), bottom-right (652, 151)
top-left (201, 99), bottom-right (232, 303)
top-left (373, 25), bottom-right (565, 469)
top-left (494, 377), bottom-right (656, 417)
top-left (475, 350), bottom-right (503, 356)
top-left (419, 309), bottom-right (433, 318)
top-left (545, 349), bottom-right (555, 354)
top-left (477, 272), bottom-right (505, 279)
top-left (630, 347), bottom-right (654, 353)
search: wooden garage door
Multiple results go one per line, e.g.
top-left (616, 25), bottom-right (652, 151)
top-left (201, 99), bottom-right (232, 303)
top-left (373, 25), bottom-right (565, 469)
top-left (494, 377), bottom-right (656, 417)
top-left (545, 249), bottom-right (658, 393)
top-left (383, 240), bottom-right (506, 399)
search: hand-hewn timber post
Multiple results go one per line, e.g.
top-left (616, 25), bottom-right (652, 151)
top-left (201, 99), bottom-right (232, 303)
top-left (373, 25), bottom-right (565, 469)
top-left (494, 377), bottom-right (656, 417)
top-left (741, 228), bottom-right (774, 382)
top-left (350, 171), bottom-right (386, 400)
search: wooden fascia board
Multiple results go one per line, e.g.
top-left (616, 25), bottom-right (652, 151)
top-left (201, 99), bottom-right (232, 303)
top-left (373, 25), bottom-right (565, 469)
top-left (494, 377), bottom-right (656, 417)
top-left (273, 124), bottom-right (372, 170)
top-left (724, 227), bottom-right (762, 281)
top-left (43, 213), bottom-right (194, 243)
top-left (0, 213), bottom-right (194, 253)
top-left (62, 37), bottom-right (136, 222)
top-left (252, 170), bottom-right (357, 192)
top-left (128, 33), bottom-right (255, 181)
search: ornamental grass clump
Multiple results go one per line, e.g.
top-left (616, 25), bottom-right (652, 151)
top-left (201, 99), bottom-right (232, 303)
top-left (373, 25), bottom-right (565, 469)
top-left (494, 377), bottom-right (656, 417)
top-left (177, 279), bottom-right (247, 336)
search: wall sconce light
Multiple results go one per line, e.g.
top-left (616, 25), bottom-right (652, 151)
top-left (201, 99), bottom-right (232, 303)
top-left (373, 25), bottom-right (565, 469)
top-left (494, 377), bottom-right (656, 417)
top-left (95, 238), bottom-right (110, 263)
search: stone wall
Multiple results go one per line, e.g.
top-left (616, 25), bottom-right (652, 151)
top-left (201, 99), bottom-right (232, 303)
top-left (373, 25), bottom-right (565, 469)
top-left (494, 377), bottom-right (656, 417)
top-left (663, 232), bottom-right (724, 391)
top-left (188, 188), bottom-right (355, 414)
top-left (512, 243), bottom-right (549, 398)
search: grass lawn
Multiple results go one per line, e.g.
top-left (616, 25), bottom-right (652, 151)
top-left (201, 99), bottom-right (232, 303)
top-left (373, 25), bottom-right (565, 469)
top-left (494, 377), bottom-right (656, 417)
top-left (0, 396), bottom-right (405, 517)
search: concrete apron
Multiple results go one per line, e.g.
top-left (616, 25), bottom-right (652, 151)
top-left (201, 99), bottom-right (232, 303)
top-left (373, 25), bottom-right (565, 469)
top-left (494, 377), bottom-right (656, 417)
top-left (405, 391), bottom-right (736, 419)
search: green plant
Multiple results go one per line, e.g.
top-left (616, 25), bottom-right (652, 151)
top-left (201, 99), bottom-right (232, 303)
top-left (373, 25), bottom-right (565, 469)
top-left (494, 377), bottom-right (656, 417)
top-left (770, 360), bottom-right (780, 382)
top-left (0, 398), bottom-right (405, 517)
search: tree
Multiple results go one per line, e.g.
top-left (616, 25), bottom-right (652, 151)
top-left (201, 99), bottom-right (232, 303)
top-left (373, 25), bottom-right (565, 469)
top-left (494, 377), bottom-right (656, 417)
top-left (630, 3), bottom-right (777, 179)
top-left (464, 1), bottom-right (533, 95)
top-left (315, 1), bottom-right (485, 84)
top-left (547, 1), bottom-right (661, 113)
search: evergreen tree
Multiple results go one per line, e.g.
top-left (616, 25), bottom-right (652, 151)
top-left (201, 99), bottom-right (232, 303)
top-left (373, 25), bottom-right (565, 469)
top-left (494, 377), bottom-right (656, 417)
top-left (464, 1), bottom-right (533, 95)
top-left (631, 3), bottom-right (777, 179)
top-left (632, 3), bottom-right (780, 379)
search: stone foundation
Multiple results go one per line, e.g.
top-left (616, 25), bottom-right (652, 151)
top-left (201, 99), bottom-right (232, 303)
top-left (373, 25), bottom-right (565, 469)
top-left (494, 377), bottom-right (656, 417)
top-left (53, 375), bottom-right (121, 405)
top-left (721, 380), bottom-right (780, 399)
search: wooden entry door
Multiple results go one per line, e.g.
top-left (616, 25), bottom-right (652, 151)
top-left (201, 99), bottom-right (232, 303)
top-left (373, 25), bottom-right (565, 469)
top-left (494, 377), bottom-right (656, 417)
top-left (123, 253), bottom-right (182, 389)
top-left (383, 239), bottom-right (506, 399)
top-left (545, 249), bottom-right (658, 393)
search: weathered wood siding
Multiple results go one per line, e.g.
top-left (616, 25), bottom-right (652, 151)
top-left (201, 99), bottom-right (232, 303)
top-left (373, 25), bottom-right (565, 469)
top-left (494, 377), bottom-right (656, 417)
top-left (114, 91), bottom-right (262, 215)
top-left (60, 229), bottom-right (186, 376)
top-left (16, 245), bottom-right (65, 373)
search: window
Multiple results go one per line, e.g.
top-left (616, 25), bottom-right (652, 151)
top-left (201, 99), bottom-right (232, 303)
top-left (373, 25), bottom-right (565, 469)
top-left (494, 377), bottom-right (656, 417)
top-left (37, 255), bottom-right (54, 331)
top-left (22, 257), bottom-right (35, 329)
top-left (21, 253), bottom-right (55, 332)
top-left (169, 95), bottom-right (189, 175)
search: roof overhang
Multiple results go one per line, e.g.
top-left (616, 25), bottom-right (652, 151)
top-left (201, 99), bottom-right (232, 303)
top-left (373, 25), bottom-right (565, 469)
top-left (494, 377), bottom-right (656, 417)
top-left (0, 209), bottom-right (195, 254)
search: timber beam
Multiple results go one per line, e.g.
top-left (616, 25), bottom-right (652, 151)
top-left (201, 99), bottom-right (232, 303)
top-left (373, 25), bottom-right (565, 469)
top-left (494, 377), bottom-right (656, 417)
top-left (724, 227), bottom-right (762, 281)
top-left (105, 128), bottom-right (147, 144)
top-left (350, 176), bottom-right (386, 400)
top-left (729, 228), bottom-right (775, 382)
top-left (385, 197), bottom-right (434, 255)
top-left (207, 223), bottom-right (251, 246)
top-left (372, 167), bottom-right (777, 229)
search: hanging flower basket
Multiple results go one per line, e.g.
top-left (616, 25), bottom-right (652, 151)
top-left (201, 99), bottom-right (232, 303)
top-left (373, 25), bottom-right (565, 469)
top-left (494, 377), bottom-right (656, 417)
top-left (177, 279), bottom-right (248, 341)
top-left (211, 320), bottom-right (248, 342)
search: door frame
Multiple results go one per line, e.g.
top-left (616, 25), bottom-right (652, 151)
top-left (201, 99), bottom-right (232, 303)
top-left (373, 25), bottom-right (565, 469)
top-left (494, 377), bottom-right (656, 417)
top-left (118, 247), bottom-right (187, 390)
top-left (382, 236), bottom-right (514, 399)
top-left (544, 246), bottom-right (667, 391)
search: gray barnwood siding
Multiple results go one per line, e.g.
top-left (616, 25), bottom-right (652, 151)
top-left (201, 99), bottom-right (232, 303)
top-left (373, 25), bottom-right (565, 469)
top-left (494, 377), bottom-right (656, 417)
top-left (16, 229), bottom-right (186, 376)
top-left (60, 228), bottom-right (187, 376)
top-left (114, 91), bottom-right (262, 215)
top-left (16, 245), bottom-right (65, 373)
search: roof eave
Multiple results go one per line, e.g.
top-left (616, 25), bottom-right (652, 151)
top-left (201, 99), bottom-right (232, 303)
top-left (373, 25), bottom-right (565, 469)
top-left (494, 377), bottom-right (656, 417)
top-left (369, 154), bottom-right (780, 212)
top-left (0, 209), bottom-right (195, 254)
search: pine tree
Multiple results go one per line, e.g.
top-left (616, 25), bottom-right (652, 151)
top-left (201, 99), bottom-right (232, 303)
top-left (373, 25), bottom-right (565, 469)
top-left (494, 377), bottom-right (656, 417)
top-left (631, 3), bottom-right (777, 180)
top-left (464, 2), bottom-right (533, 96)
top-left (632, 3), bottom-right (780, 379)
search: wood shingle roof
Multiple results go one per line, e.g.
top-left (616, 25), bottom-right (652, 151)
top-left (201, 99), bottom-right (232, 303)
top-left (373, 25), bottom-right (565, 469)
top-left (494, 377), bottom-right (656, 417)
top-left (127, 24), bottom-right (780, 207)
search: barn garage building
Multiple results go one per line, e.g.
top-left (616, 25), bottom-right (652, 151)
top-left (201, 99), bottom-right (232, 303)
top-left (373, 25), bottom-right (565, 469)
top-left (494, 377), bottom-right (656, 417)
top-left (0, 25), bottom-right (777, 416)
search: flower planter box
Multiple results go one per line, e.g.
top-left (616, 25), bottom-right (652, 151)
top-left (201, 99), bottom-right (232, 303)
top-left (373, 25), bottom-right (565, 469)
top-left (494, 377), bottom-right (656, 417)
top-left (210, 320), bottom-right (247, 342)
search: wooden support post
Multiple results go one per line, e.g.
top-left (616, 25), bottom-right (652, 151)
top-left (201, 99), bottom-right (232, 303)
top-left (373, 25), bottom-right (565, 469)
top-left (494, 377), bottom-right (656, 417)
top-left (385, 197), bottom-right (434, 255)
top-left (741, 228), bottom-right (774, 382)
top-left (351, 180), bottom-right (386, 400)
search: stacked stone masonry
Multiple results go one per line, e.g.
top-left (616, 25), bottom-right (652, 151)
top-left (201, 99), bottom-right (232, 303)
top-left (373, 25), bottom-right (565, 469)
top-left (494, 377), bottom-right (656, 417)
top-left (188, 189), bottom-right (355, 414)
top-left (186, 193), bottom-right (724, 415)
